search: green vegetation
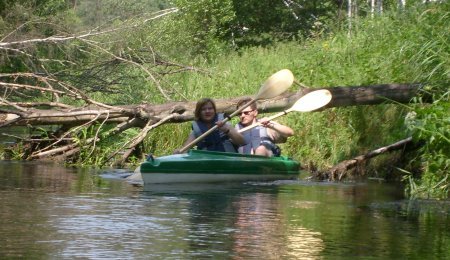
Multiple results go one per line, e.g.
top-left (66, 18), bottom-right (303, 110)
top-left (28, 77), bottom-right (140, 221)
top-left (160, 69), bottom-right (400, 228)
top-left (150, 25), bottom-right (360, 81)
top-left (0, 0), bottom-right (448, 198)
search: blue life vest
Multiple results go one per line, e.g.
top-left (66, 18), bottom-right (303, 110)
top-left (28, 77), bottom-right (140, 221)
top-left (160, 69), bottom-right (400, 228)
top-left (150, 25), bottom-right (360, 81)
top-left (192, 113), bottom-right (237, 152)
top-left (235, 122), bottom-right (280, 156)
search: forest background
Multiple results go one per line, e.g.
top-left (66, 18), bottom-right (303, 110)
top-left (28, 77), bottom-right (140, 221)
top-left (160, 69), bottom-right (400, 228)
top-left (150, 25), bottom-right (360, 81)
top-left (0, 0), bottom-right (448, 199)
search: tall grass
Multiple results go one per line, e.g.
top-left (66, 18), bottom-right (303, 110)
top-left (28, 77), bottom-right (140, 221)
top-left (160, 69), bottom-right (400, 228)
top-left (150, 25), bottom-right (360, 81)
top-left (4, 2), bottom-right (444, 197)
top-left (142, 3), bottom-right (448, 199)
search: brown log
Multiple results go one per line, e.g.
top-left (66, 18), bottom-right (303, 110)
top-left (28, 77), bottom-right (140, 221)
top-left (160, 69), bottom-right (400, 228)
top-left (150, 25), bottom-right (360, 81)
top-left (255, 83), bottom-right (426, 113)
top-left (0, 83), bottom-right (427, 164)
top-left (0, 83), bottom-right (426, 127)
top-left (319, 137), bottom-right (415, 181)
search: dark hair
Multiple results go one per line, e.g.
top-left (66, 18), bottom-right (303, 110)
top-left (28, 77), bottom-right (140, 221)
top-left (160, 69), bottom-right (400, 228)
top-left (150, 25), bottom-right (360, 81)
top-left (194, 98), bottom-right (216, 121)
top-left (236, 98), bottom-right (257, 110)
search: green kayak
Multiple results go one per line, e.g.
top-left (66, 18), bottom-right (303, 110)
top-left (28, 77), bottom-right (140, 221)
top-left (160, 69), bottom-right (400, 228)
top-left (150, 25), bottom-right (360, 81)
top-left (140, 149), bottom-right (300, 184)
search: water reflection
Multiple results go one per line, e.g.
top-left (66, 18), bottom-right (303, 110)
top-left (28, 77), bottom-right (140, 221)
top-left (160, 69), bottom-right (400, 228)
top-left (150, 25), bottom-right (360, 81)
top-left (0, 161), bottom-right (76, 192)
top-left (286, 227), bottom-right (324, 259)
top-left (141, 182), bottom-right (327, 258)
top-left (0, 161), bottom-right (449, 259)
top-left (230, 192), bottom-right (325, 259)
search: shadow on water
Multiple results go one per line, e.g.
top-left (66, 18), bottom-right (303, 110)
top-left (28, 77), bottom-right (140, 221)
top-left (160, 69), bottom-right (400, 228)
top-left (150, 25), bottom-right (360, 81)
top-left (0, 160), bottom-right (137, 194)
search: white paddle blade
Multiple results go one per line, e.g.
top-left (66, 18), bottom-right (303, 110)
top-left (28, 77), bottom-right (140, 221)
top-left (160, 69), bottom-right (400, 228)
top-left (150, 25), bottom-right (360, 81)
top-left (292, 89), bottom-right (332, 112)
top-left (255, 69), bottom-right (294, 100)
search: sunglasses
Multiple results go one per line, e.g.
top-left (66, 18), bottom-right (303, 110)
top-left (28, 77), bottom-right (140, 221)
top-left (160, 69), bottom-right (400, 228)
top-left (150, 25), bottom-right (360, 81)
top-left (239, 110), bottom-right (254, 116)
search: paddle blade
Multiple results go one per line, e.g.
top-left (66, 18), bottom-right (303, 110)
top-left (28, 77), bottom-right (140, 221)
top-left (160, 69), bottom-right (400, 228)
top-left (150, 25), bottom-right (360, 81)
top-left (291, 89), bottom-right (332, 112)
top-left (255, 69), bottom-right (294, 100)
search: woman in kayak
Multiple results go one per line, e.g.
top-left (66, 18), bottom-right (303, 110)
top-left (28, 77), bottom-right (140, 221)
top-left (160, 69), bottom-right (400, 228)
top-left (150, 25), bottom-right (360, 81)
top-left (235, 98), bottom-right (294, 157)
top-left (174, 98), bottom-right (244, 153)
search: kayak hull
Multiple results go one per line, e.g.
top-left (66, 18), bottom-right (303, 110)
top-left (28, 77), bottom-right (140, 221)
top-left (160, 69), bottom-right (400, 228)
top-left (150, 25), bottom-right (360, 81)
top-left (140, 150), bottom-right (300, 184)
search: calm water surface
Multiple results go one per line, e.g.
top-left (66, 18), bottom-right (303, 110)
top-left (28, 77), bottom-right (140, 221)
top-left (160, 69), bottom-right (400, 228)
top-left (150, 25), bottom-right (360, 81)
top-left (0, 161), bottom-right (449, 259)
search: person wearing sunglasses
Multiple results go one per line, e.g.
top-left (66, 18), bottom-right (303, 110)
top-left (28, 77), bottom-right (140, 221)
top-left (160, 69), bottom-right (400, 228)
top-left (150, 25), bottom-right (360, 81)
top-left (235, 98), bottom-right (294, 157)
top-left (174, 98), bottom-right (245, 154)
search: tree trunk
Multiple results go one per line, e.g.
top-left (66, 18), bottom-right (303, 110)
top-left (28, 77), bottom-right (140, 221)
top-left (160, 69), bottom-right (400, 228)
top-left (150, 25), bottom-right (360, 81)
top-left (1, 83), bottom-right (425, 127)
top-left (316, 137), bottom-right (418, 181)
top-left (0, 83), bottom-right (427, 165)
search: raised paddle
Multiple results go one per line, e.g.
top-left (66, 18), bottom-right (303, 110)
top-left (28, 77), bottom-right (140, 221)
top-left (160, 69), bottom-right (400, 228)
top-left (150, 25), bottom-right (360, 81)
top-left (178, 69), bottom-right (294, 153)
top-left (238, 89), bottom-right (332, 133)
top-left (127, 69), bottom-right (295, 183)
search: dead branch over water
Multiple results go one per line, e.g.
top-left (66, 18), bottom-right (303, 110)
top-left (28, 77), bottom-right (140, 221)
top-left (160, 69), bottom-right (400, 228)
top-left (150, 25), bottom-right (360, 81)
top-left (316, 137), bottom-right (419, 181)
top-left (0, 11), bottom-right (429, 178)
top-left (1, 80), bottom-right (425, 165)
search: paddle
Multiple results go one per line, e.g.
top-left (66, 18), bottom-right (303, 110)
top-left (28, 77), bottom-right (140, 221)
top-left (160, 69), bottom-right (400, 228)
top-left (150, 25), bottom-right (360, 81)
top-left (178, 69), bottom-right (294, 153)
top-left (127, 69), bottom-right (294, 183)
top-left (237, 89), bottom-right (332, 133)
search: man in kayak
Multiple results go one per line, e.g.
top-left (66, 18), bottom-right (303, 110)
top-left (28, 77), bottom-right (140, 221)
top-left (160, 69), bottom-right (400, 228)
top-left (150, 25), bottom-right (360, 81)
top-left (235, 98), bottom-right (294, 157)
top-left (174, 98), bottom-right (244, 153)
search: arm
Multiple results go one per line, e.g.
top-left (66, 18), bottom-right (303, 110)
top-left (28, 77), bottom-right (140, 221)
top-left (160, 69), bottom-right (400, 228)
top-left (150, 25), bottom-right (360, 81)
top-left (267, 122), bottom-right (294, 137)
top-left (217, 121), bottom-right (245, 146)
top-left (225, 125), bottom-right (246, 145)
top-left (260, 119), bottom-right (294, 142)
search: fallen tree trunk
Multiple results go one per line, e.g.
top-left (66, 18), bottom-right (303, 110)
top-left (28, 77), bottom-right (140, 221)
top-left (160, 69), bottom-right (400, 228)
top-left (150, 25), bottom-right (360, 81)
top-left (1, 83), bottom-right (426, 127)
top-left (316, 137), bottom-right (421, 181)
top-left (0, 83), bottom-right (427, 165)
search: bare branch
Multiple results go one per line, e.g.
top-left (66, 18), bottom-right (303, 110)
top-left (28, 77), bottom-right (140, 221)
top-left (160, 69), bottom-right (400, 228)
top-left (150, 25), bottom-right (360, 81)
top-left (2, 133), bottom-right (74, 142)
top-left (80, 39), bottom-right (171, 101)
top-left (320, 137), bottom-right (416, 181)
top-left (0, 102), bottom-right (74, 109)
top-left (0, 8), bottom-right (178, 48)
top-left (1, 47), bottom-right (35, 57)
top-left (84, 111), bottom-right (110, 161)
top-left (0, 82), bottom-right (68, 96)
top-left (30, 143), bottom-right (79, 159)
top-left (0, 97), bottom-right (27, 112)
top-left (28, 113), bottom-right (101, 159)
top-left (56, 80), bottom-right (126, 111)
top-left (110, 113), bottom-right (176, 166)
top-left (0, 19), bottom-right (44, 42)
top-left (282, 0), bottom-right (300, 20)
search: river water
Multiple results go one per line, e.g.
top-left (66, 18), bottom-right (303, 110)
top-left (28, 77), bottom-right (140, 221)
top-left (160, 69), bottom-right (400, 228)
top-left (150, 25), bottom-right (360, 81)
top-left (0, 161), bottom-right (449, 259)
